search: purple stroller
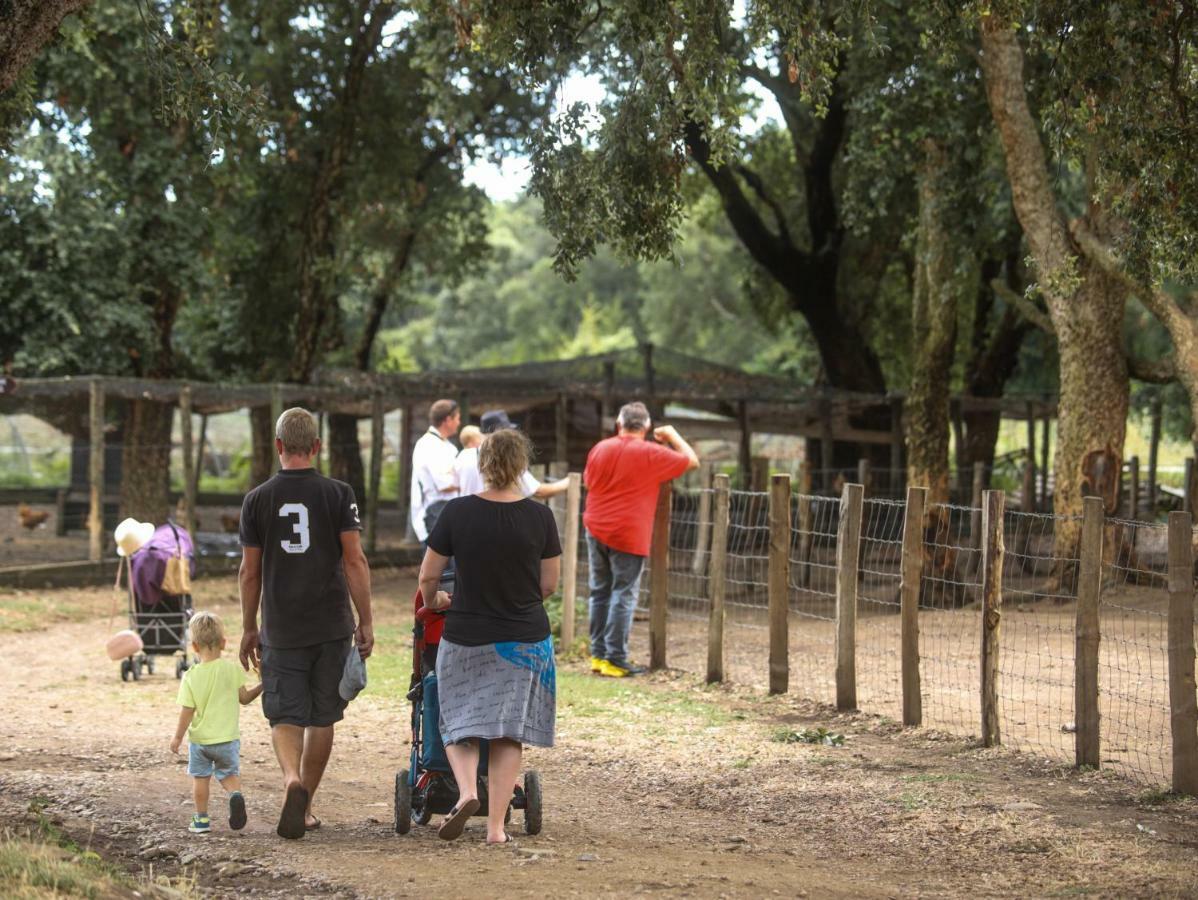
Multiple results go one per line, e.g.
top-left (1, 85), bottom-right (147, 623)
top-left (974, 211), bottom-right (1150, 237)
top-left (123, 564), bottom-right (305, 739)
top-left (119, 522), bottom-right (197, 682)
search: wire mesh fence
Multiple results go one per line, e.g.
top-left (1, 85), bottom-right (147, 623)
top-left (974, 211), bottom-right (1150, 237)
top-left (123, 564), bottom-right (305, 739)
top-left (856, 498), bottom-right (905, 721)
top-left (788, 493), bottom-right (839, 706)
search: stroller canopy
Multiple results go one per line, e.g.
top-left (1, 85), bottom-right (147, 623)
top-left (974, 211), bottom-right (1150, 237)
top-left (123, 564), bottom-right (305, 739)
top-left (132, 522), bottom-right (197, 608)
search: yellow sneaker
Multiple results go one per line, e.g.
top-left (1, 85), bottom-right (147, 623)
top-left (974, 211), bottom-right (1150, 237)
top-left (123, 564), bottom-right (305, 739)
top-left (590, 656), bottom-right (604, 673)
top-left (596, 659), bottom-right (629, 678)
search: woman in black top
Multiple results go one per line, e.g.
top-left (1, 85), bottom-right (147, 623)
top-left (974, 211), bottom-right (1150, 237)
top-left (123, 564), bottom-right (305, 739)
top-left (418, 428), bottom-right (561, 844)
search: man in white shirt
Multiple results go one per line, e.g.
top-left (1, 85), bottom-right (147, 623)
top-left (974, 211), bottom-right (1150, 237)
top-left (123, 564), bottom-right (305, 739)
top-left (454, 409), bottom-right (569, 499)
top-left (410, 399), bottom-right (461, 544)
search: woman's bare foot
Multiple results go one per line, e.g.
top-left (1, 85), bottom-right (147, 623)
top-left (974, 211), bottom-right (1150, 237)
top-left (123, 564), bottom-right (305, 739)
top-left (437, 796), bottom-right (479, 841)
top-left (305, 811), bottom-right (322, 830)
top-left (485, 830), bottom-right (512, 845)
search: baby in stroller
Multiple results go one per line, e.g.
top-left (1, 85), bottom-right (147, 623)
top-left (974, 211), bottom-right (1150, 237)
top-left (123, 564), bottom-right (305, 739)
top-left (393, 570), bottom-right (542, 836)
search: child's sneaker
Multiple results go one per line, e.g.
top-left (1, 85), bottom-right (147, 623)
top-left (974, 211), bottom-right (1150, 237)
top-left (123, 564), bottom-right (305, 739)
top-left (188, 813), bottom-right (211, 834)
top-left (229, 792), bottom-right (247, 831)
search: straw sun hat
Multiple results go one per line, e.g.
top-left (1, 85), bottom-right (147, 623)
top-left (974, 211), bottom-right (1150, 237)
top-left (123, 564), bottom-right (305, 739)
top-left (113, 518), bottom-right (155, 557)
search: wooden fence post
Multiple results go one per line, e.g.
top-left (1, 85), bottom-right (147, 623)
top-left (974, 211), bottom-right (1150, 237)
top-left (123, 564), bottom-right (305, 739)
top-left (365, 394), bottom-right (384, 553)
top-left (900, 486), bottom-right (927, 727)
top-left (1167, 511), bottom-right (1198, 794)
top-left (1148, 395), bottom-right (1161, 515)
top-left (1075, 496), bottom-right (1104, 769)
top-left (179, 385), bottom-right (197, 538)
top-left (707, 474), bottom-right (731, 684)
top-left (88, 379), bottom-right (105, 563)
top-left (1185, 458), bottom-right (1194, 514)
top-left (691, 463), bottom-right (714, 575)
top-left (751, 456), bottom-right (770, 493)
top-left (1127, 455), bottom-right (1140, 520)
top-left (856, 458), bottom-right (871, 496)
top-left (193, 413), bottom-right (207, 500)
top-left (561, 472), bottom-right (581, 649)
top-left (649, 481), bottom-right (671, 671)
top-left (768, 473), bottom-right (792, 695)
top-left (836, 482), bottom-right (864, 710)
top-left (980, 489), bottom-right (1005, 747)
top-left (1022, 459), bottom-right (1036, 513)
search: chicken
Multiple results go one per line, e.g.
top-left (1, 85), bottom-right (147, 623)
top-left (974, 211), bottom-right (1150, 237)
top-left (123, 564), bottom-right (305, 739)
top-left (17, 503), bottom-right (50, 530)
top-left (220, 512), bottom-right (240, 534)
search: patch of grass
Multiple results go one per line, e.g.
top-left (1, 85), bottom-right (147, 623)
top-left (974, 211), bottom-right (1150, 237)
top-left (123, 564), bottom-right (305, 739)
top-left (772, 727), bottom-right (845, 746)
top-left (896, 791), bottom-right (929, 811)
top-left (362, 624), bottom-right (414, 699)
top-left (557, 670), bottom-right (730, 727)
top-left (1139, 787), bottom-right (1185, 806)
top-left (901, 772), bottom-right (980, 784)
top-left (732, 757), bottom-right (753, 770)
top-left (0, 592), bottom-right (104, 634)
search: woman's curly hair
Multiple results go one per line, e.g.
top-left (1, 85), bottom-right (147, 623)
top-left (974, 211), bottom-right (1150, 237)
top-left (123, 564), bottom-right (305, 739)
top-left (479, 428), bottom-right (532, 491)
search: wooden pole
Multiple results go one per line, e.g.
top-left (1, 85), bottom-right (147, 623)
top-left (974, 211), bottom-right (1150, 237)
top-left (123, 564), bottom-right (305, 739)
top-left (970, 460), bottom-right (986, 553)
top-left (706, 474), bottom-right (731, 684)
top-left (796, 460), bottom-right (814, 590)
top-left (980, 489), bottom-right (1005, 747)
top-left (1127, 455), bottom-right (1140, 520)
top-left (269, 384), bottom-right (283, 473)
top-left (737, 400), bottom-right (751, 490)
top-left (821, 398), bottom-right (835, 493)
top-left (835, 482), bottom-right (864, 710)
top-left (642, 342), bottom-right (659, 420)
top-left (1186, 458), bottom-right (1194, 515)
top-left (768, 473), bottom-right (792, 695)
top-left (856, 458), bottom-right (871, 497)
top-left (950, 398), bottom-right (965, 495)
top-left (365, 395), bottom-right (384, 553)
top-left (900, 486), bottom-right (927, 727)
top-left (602, 361), bottom-right (616, 431)
top-left (88, 379), bottom-right (105, 563)
top-left (458, 393), bottom-right (470, 430)
top-left (1148, 394), bottom-right (1162, 516)
top-left (649, 481), bottom-right (671, 671)
top-left (890, 398), bottom-right (904, 494)
top-left (1167, 510), bottom-right (1198, 795)
top-left (1025, 401), bottom-right (1036, 512)
top-left (751, 456), bottom-right (770, 493)
top-left (555, 393), bottom-right (569, 463)
top-left (1040, 413), bottom-right (1051, 509)
top-left (192, 413), bottom-right (207, 501)
top-left (399, 404), bottom-right (414, 512)
top-left (561, 472), bottom-right (581, 649)
top-left (179, 385), bottom-right (197, 537)
top-left (315, 412), bottom-right (325, 473)
top-left (691, 463), bottom-right (714, 576)
top-left (1074, 496), bottom-right (1104, 769)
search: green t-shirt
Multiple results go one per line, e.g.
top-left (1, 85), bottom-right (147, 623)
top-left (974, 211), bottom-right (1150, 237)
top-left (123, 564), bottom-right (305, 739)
top-left (177, 657), bottom-right (248, 745)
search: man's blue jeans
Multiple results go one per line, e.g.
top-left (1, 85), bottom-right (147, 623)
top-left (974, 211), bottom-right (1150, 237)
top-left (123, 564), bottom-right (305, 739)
top-left (586, 532), bottom-right (646, 668)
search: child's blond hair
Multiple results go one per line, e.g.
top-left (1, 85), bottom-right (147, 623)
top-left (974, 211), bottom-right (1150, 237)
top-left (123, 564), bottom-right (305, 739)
top-left (460, 425), bottom-right (483, 449)
top-left (190, 611), bottom-right (225, 651)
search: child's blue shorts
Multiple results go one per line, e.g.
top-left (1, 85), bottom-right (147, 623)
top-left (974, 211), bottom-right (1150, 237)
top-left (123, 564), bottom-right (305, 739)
top-left (188, 739), bottom-right (240, 780)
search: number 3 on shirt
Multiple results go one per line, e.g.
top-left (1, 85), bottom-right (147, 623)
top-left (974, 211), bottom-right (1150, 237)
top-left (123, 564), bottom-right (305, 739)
top-left (278, 502), bottom-right (310, 554)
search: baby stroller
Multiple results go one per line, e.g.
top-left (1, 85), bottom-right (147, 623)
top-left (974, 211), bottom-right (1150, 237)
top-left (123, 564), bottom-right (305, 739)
top-left (393, 571), bottom-right (543, 836)
top-left (119, 522), bottom-right (196, 682)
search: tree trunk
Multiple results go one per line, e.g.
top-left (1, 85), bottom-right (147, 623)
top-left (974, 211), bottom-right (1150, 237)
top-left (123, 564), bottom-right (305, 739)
top-left (328, 413), bottom-right (366, 512)
top-left (119, 398), bottom-right (173, 524)
top-left (0, 0), bottom-right (91, 95)
top-left (979, 17), bottom-right (1128, 561)
top-left (249, 406), bottom-right (274, 488)
top-left (905, 140), bottom-right (957, 505)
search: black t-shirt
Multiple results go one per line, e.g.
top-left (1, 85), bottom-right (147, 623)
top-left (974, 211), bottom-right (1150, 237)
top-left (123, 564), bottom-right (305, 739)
top-left (239, 468), bottom-right (361, 649)
top-left (427, 495), bottom-right (562, 646)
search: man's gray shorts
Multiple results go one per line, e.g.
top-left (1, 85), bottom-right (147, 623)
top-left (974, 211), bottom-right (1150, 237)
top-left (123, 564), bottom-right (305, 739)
top-left (261, 639), bottom-right (351, 728)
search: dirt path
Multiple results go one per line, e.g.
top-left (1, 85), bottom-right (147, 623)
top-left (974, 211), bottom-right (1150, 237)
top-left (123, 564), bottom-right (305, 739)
top-left (2, 572), bottom-right (1197, 898)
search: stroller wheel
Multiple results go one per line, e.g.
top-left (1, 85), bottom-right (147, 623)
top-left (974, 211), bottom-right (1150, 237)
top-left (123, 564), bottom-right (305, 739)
top-left (145, 655), bottom-right (156, 676)
top-left (523, 770), bottom-right (542, 836)
top-left (120, 658), bottom-right (133, 682)
top-left (175, 657), bottom-right (185, 680)
top-left (394, 771), bottom-right (412, 835)
top-left (131, 658), bottom-right (142, 681)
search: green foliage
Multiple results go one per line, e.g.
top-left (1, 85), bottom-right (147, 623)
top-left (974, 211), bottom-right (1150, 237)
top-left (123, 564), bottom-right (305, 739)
top-left (772, 726), bottom-right (846, 746)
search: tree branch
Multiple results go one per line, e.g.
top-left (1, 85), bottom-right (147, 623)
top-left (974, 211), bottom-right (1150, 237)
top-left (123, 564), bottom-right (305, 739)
top-left (734, 164), bottom-right (792, 247)
top-left (991, 278), bottom-right (1053, 334)
top-left (1127, 354), bottom-right (1177, 384)
top-left (0, 0), bottom-right (92, 95)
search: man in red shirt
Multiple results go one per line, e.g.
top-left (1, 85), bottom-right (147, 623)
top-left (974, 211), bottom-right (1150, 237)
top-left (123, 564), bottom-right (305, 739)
top-left (583, 401), bottom-right (699, 677)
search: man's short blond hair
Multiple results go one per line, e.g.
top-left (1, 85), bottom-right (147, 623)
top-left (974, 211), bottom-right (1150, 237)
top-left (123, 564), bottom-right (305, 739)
top-left (276, 407), bottom-right (319, 456)
top-left (460, 425), bottom-right (482, 449)
top-left (191, 611), bottom-right (225, 650)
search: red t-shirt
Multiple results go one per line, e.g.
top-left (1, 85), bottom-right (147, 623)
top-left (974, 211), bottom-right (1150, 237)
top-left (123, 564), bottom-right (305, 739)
top-left (582, 434), bottom-right (691, 556)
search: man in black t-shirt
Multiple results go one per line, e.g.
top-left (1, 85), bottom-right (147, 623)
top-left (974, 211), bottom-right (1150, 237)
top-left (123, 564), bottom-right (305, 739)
top-left (238, 407), bottom-right (374, 840)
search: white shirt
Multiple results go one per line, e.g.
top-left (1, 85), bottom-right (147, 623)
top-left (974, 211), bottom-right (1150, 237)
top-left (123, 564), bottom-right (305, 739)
top-left (453, 446), bottom-right (541, 499)
top-left (410, 428), bottom-right (459, 541)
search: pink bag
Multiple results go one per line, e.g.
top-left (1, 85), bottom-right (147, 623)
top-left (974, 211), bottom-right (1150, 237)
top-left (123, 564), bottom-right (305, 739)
top-left (106, 629), bottom-right (143, 661)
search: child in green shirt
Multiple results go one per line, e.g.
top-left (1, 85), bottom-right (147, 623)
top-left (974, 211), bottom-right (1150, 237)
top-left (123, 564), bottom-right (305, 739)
top-left (170, 611), bottom-right (263, 834)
